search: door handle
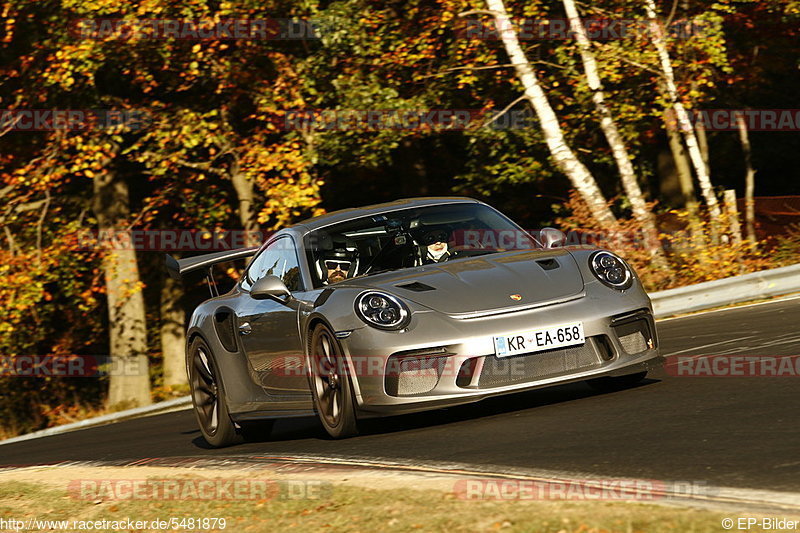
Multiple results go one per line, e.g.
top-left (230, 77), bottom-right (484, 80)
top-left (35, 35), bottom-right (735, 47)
top-left (238, 322), bottom-right (252, 335)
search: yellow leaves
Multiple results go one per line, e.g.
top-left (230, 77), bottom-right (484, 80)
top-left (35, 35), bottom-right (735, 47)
top-left (556, 190), bottom-right (775, 292)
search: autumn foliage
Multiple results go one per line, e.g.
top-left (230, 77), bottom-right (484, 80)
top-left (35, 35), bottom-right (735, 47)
top-left (0, 0), bottom-right (799, 435)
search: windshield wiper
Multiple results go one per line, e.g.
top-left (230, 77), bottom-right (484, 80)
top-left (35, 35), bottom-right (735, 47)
top-left (357, 268), bottom-right (396, 278)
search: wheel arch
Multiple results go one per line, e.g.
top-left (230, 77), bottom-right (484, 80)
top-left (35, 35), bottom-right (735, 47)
top-left (303, 312), bottom-right (365, 407)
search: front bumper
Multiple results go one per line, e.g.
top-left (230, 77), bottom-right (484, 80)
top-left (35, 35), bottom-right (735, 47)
top-left (339, 290), bottom-right (663, 417)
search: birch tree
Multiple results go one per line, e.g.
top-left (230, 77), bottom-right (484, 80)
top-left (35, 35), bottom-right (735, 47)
top-left (643, 0), bottom-right (722, 221)
top-left (470, 0), bottom-right (617, 228)
top-left (562, 0), bottom-right (667, 265)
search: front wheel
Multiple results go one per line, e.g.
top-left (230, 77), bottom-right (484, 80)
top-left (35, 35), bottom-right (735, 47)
top-left (308, 323), bottom-right (359, 439)
top-left (586, 371), bottom-right (648, 392)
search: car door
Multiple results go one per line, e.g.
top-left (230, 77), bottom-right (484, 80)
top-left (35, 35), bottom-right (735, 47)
top-left (236, 236), bottom-right (307, 394)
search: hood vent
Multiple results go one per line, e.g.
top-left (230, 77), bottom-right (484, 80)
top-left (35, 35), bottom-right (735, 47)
top-left (396, 281), bottom-right (436, 292)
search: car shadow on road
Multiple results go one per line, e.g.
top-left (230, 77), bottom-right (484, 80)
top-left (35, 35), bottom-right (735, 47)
top-left (352, 378), bottom-right (661, 438)
top-left (220, 378), bottom-right (661, 446)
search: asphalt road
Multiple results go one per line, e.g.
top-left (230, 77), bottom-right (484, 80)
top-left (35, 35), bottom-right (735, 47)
top-left (2, 298), bottom-right (799, 492)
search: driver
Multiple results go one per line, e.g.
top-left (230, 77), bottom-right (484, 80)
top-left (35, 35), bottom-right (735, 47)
top-left (319, 249), bottom-right (357, 284)
top-left (421, 229), bottom-right (456, 264)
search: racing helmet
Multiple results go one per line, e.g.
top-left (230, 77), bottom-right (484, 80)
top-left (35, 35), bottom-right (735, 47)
top-left (316, 248), bottom-right (359, 284)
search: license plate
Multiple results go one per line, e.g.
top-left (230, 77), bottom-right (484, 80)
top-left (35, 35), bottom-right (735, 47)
top-left (493, 322), bottom-right (585, 358)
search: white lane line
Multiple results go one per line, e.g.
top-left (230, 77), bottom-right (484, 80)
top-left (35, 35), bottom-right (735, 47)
top-left (664, 336), bottom-right (758, 357)
top-left (753, 337), bottom-right (800, 349)
top-left (657, 293), bottom-right (800, 323)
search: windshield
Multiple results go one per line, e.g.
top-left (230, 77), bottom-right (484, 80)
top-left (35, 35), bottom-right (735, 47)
top-left (304, 202), bottom-right (540, 288)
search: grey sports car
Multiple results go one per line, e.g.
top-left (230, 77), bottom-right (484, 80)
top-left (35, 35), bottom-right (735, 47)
top-left (167, 197), bottom-right (662, 446)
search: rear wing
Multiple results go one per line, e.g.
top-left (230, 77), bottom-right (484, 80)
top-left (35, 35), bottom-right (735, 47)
top-left (165, 247), bottom-right (259, 297)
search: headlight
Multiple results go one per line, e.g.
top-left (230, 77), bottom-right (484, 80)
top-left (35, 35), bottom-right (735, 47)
top-left (589, 251), bottom-right (633, 290)
top-left (355, 291), bottom-right (410, 330)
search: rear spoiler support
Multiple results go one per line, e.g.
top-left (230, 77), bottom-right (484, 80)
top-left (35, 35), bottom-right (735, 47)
top-left (205, 265), bottom-right (218, 298)
top-left (165, 247), bottom-right (260, 296)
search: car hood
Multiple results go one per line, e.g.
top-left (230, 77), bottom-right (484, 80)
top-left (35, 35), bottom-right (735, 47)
top-left (348, 249), bottom-right (585, 316)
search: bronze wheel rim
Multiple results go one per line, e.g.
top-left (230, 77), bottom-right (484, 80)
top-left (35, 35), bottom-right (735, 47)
top-left (192, 347), bottom-right (219, 436)
top-left (312, 330), bottom-right (343, 428)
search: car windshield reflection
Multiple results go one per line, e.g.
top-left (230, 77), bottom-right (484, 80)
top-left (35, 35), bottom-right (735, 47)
top-left (304, 203), bottom-right (541, 288)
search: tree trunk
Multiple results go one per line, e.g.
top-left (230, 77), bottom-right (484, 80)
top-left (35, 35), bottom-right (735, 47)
top-left (736, 113), bottom-right (757, 243)
top-left (160, 273), bottom-right (187, 388)
top-left (663, 114), bottom-right (707, 258)
top-left (230, 159), bottom-right (261, 248)
top-left (483, 0), bottom-right (617, 228)
top-left (695, 114), bottom-right (710, 177)
top-left (724, 189), bottom-right (743, 246)
top-left (562, 0), bottom-right (667, 266)
top-left (664, 118), bottom-right (697, 208)
top-left (92, 167), bottom-right (151, 409)
top-left (644, 0), bottom-right (721, 221)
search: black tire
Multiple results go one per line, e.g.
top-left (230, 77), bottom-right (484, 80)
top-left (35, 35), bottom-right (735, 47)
top-left (188, 337), bottom-right (241, 448)
top-left (586, 371), bottom-right (648, 392)
top-left (308, 323), bottom-right (359, 439)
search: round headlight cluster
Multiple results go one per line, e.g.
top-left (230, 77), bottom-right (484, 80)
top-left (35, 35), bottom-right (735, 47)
top-left (589, 251), bottom-right (633, 290)
top-left (355, 291), bottom-right (410, 330)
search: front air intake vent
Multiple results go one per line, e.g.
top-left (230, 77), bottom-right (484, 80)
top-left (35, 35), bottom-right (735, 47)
top-left (612, 318), bottom-right (653, 355)
top-left (385, 355), bottom-right (447, 396)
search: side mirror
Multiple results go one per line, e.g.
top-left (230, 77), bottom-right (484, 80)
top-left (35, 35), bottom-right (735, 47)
top-left (250, 275), bottom-right (291, 300)
top-left (540, 227), bottom-right (566, 248)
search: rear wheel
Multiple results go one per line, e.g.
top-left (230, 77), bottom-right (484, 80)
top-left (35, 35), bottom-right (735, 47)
top-left (586, 371), bottom-right (648, 392)
top-left (308, 323), bottom-right (359, 439)
top-left (188, 337), bottom-right (241, 448)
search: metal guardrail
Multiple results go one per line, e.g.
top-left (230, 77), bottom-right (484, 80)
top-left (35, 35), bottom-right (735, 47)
top-left (650, 263), bottom-right (800, 318)
top-left (2, 264), bottom-right (798, 444)
top-left (0, 396), bottom-right (192, 446)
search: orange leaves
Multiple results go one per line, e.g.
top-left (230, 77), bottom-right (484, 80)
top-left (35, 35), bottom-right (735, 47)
top-left (239, 140), bottom-right (323, 229)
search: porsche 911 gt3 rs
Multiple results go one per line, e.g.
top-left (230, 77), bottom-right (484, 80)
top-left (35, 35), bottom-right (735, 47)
top-left (166, 197), bottom-right (662, 446)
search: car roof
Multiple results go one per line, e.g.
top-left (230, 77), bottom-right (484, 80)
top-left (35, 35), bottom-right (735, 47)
top-left (291, 196), bottom-right (483, 233)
